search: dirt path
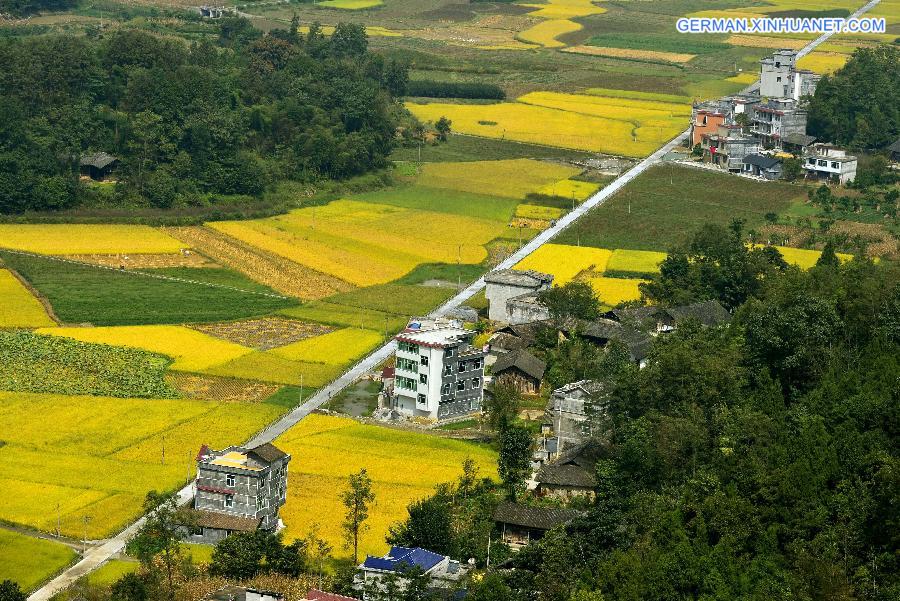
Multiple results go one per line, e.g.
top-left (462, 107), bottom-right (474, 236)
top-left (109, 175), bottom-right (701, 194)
top-left (163, 226), bottom-right (354, 300)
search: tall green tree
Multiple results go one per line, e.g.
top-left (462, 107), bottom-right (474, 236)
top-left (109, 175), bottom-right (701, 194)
top-left (498, 425), bottom-right (532, 500)
top-left (342, 468), bottom-right (376, 564)
top-left (126, 492), bottom-right (189, 601)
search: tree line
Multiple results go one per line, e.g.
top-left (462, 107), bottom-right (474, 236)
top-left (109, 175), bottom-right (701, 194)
top-left (0, 19), bottom-right (409, 214)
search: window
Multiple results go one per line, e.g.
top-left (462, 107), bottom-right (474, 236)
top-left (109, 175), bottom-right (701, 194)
top-left (831, 162), bottom-right (839, 169)
top-left (398, 341), bottom-right (419, 354)
top-left (397, 357), bottom-right (417, 372)
top-left (442, 383), bottom-right (451, 395)
top-left (417, 393), bottom-right (427, 405)
top-left (420, 373), bottom-right (428, 384)
top-left (420, 355), bottom-right (429, 366)
top-left (819, 160), bottom-right (827, 167)
top-left (472, 377), bottom-right (481, 388)
top-left (457, 381), bottom-right (466, 392)
top-left (446, 348), bottom-right (454, 357)
top-left (473, 359), bottom-right (482, 370)
top-left (776, 76), bottom-right (782, 82)
top-left (224, 495), bottom-right (234, 508)
top-left (225, 474), bottom-right (235, 488)
top-left (259, 475), bottom-right (267, 488)
top-left (444, 364), bottom-right (453, 375)
top-left (458, 361), bottom-right (466, 372)
top-left (397, 376), bottom-right (417, 390)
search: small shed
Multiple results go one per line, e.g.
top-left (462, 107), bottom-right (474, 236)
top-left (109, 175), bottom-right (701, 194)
top-left (742, 154), bottom-right (783, 180)
top-left (79, 152), bottom-right (119, 181)
top-left (491, 348), bottom-right (545, 395)
top-left (493, 501), bottom-right (581, 548)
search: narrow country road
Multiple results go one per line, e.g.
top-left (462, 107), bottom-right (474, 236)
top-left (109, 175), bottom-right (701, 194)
top-left (28, 2), bottom-right (881, 598)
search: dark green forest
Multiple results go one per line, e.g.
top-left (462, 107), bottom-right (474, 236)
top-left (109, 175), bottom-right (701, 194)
top-left (0, 19), bottom-right (408, 214)
top-left (390, 225), bottom-right (900, 601)
top-left (808, 45), bottom-right (900, 150)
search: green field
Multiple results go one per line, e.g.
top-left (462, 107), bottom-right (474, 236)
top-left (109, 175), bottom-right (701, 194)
top-left (354, 184), bottom-right (519, 221)
top-left (389, 135), bottom-right (595, 163)
top-left (0, 254), bottom-right (297, 326)
top-left (557, 164), bottom-right (805, 251)
top-left (0, 331), bottom-right (177, 398)
top-left (0, 530), bottom-right (77, 592)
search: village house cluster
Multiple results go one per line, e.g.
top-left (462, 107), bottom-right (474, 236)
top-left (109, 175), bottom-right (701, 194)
top-left (689, 49), bottom-right (858, 184)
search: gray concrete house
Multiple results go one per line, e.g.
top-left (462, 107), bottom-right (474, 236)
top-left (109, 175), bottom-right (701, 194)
top-left (702, 126), bottom-right (761, 172)
top-left (750, 99), bottom-right (808, 149)
top-left (484, 269), bottom-right (553, 323)
top-left (188, 442), bottom-right (290, 543)
top-left (742, 154), bottom-right (783, 180)
top-left (546, 380), bottom-right (605, 443)
top-left (759, 49), bottom-right (819, 100)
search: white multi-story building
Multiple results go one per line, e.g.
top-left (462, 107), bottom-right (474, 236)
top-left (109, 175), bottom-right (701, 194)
top-left (760, 49), bottom-right (820, 100)
top-left (392, 319), bottom-right (486, 420)
top-left (804, 144), bottom-right (858, 184)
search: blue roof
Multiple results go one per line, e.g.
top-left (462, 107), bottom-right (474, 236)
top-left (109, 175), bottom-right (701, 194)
top-left (362, 546), bottom-right (444, 573)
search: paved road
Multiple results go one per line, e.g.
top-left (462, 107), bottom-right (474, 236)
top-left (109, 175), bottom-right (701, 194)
top-left (28, 3), bottom-right (880, 597)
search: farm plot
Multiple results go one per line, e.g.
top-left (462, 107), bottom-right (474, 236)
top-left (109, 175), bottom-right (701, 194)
top-left (406, 101), bottom-right (665, 157)
top-left (556, 164), bottom-right (804, 251)
top-left (270, 328), bottom-right (383, 365)
top-left (275, 414), bottom-right (496, 559)
top-left (0, 331), bottom-right (176, 398)
top-left (518, 18), bottom-right (581, 48)
top-left (210, 200), bottom-right (506, 287)
top-left (202, 352), bottom-right (342, 387)
top-left (605, 249), bottom-right (667, 276)
top-left (537, 179), bottom-right (600, 201)
top-left (586, 276), bottom-right (647, 306)
top-left (353, 185), bottom-right (520, 222)
top-left (752, 245), bottom-right (854, 269)
top-left (0, 252), bottom-right (296, 326)
top-left (515, 244), bottom-right (612, 285)
top-left (797, 52), bottom-right (849, 74)
top-left (0, 391), bottom-right (284, 537)
top-left (316, 0), bottom-right (382, 8)
top-left (0, 530), bottom-right (77, 592)
top-left (38, 325), bottom-right (253, 372)
top-left (0, 224), bottom-right (183, 255)
top-left (520, 0), bottom-right (606, 19)
top-left (515, 205), bottom-right (564, 221)
top-left (418, 159), bottom-right (580, 200)
top-left (563, 45), bottom-right (695, 64)
top-left (280, 302), bottom-right (409, 333)
top-left (0, 269), bottom-right (55, 328)
top-left (188, 317), bottom-right (333, 350)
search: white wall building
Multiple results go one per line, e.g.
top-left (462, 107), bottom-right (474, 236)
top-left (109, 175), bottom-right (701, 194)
top-left (804, 145), bottom-right (858, 184)
top-left (392, 319), bottom-right (486, 421)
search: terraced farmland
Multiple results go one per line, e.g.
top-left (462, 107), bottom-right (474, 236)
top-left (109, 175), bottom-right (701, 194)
top-left (0, 269), bottom-right (55, 328)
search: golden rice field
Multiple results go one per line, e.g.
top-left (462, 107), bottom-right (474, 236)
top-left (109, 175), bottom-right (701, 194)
top-left (316, 0), bottom-right (382, 8)
top-left (519, 91), bottom-right (691, 123)
top-left (419, 159), bottom-right (580, 200)
top-left (210, 200), bottom-right (506, 286)
top-left (515, 204), bottom-right (565, 221)
top-left (520, 0), bottom-right (606, 19)
top-left (587, 277), bottom-right (647, 305)
top-left (0, 391), bottom-right (283, 538)
top-left (754, 245), bottom-right (853, 269)
top-left (406, 101), bottom-right (666, 157)
top-left (797, 52), bottom-right (849, 74)
top-left (275, 414), bottom-right (497, 559)
top-left (202, 351), bottom-right (341, 387)
top-left (38, 326), bottom-right (252, 372)
top-left (586, 88), bottom-right (693, 105)
top-left (0, 269), bottom-right (55, 328)
top-left (563, 45), bottom-right (695, 64)
top-left (0, 224), bottom-right (183, 255)
top-left (517, 18), bottom-right (581, 48)
top-left (515, 243), bottom-right (612, 285)
top-left (606, 249), bottom-right (667, 274)
top-left (726, 72), bottom-right (759, 85)
top-left (0, 530), bottom-right (76, 592)
top-left (270, 328), bottom-right (383, 365)
top-left (538, 179), bottom-right (600, 201)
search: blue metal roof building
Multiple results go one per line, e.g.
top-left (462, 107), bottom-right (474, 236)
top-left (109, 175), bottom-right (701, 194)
top-left (362, 546), bottom-right (445, 573)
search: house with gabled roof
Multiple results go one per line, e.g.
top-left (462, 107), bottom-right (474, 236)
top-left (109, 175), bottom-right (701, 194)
top-left (536, 440), bottom-right (603, 501)
top-left (492, 348), bottom-right (546, 395)
top-left (493, 501), bottom-right (582, 549)
top-left (484, 269), bottom-right (553, 323)
top-left (356, 546), bottom-right (467, 599)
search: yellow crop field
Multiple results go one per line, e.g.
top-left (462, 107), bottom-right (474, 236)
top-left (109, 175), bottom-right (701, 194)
top-left (521, 0), bottom-right (606, 19)
top-left (0, 391), bottom-right (283, 537)
top-left (317, 0), bottom-right (382, 8)
top-left (726, 35), bottom-right (807, 50)
top-left (515, 244), bottom-right (612, 285)
top-left (587, 277), bottom-right (647, 305)
top-left (518, 19), bottom-right (581, 48)
top-left (0, 269), bottom-right (55, 328)
top-left (751, 245), bottom-right (853, 269)
top-left (38, 326), bottom-right (252, 372)
top-left (586, 88), bottom-right (693, 104)
top-left (726, 72), bottom-right (759, 85)
top-left (211, 200), bottom-right (505, 287)
top-left (406, 101), bottom-right (664, 157)
top-left (203, 351), bottom-right (341, 387)
top-left (0, 224), bottom-right (183, 255)
top-left (519, 91), bottom-right (691, 121)
top-left (563, 45), bottom-right (694, 64)
top-left (606, 249), bottom-right (667, 274)
top-left (270, 328), bottom-right (382, 365)
top-left (797, 52), bottom-right (849, 74)
top-left (420, 159), bottom-right (580, 199)
top-left (538, 179), bottom-right (600, 200)
top-left (276, 414), bottom-right (497, 558)
top-left (515, 205), bottom-right (564, 221)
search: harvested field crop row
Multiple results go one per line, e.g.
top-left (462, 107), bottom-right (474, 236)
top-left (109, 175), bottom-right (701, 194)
top-left (188, 316), bottom-right (333, 350)
top-left (0, 224), bottom-right (183, 255)
top-left (164, 373), bottom-right (280, 402)
top-left (163, 226), bottom-right (353, 300)
top-left (0, 268), bottom-right (55, 328)
top-left (563, 45), bottom-right (695, 64)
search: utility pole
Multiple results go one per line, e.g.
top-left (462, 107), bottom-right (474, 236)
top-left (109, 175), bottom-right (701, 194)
top-left (82, 515), bottom-right (92, 554)
top-left (56, 503), bottom-right (60, 538)
top-left (299, 373), bottom-right (304, 406)
top-left (457, 244), bottom-right (462, 291)
top-left (161, 436), bottom-right (165, 465)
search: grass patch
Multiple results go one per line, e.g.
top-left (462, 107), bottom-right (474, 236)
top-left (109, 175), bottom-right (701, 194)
top-left (353, 184), bottom-right (519, 221)
top-left (0, 253), bottom-right (296, 326)
top-left (0, 530), bottom-right (77, 592)
top-left (394, 262), bottom-right (486, 286)
top-left (87, 560), bottom-right (139, 587)
top-left (0, 331), bottom-right (177, 398)
top-left (321, 378), bottom-right (381, 415)
top-left (262, 385), bottom-right (317, 409)
top-left (389, 135), bottom-right (593, 163)
top-left (419, 159), bottom-right (580, 200)
top-left (556, 164), bottom-right (804, 251)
